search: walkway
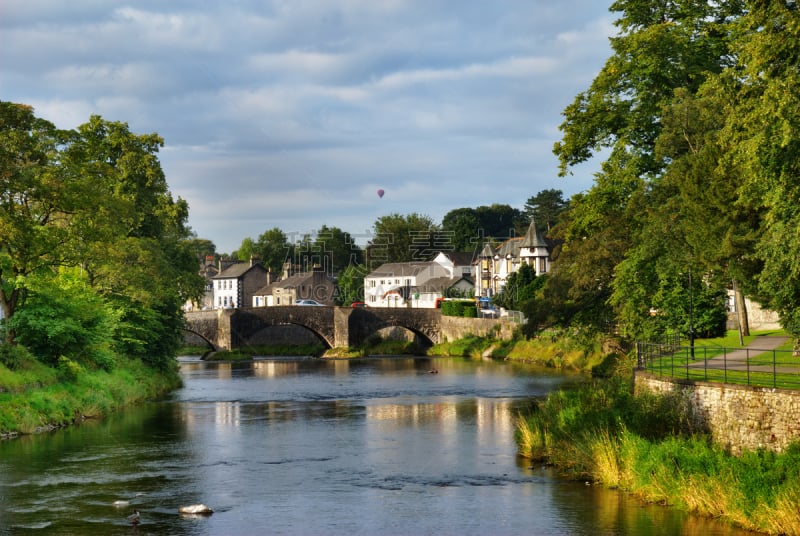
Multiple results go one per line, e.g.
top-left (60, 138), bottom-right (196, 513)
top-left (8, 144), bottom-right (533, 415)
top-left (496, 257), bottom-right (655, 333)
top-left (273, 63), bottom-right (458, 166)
top-left (688, 335), bottom-right (799, 373)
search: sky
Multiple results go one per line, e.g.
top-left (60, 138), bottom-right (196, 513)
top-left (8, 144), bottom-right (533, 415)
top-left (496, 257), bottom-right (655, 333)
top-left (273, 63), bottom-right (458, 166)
top-left (2, 1), bottom-right (615, 253)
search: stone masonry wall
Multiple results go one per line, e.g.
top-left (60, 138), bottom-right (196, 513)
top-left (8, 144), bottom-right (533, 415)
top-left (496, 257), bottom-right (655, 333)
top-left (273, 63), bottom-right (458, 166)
top-left (635, 372), bottom-right (800, 455)
top-left (440, 316), bottom-right (515, 342)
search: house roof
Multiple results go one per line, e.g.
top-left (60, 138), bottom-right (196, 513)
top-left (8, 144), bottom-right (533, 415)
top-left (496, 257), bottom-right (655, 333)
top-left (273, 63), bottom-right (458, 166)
top-left (366, 262), bottom-right (438, 278)
top-left (437, 251), bottom-right (476, 266)
top-left (255, 270), bottom-right (334, 296)
top-left (416, 276), bottom-right (474, 293)
top-left (478, 242), bottom-right (496, 259)
top-left (520, 218), bottom-right (549, 249)
top-left (212, 262), bottom-right (266, 279)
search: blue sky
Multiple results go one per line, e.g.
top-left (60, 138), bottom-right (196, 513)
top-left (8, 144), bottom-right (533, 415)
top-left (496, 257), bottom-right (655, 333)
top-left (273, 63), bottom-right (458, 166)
top-left (2, 1), bottom-right (615, 253)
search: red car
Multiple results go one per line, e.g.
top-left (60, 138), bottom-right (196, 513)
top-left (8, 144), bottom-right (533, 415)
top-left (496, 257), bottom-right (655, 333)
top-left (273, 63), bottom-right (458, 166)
top-left (351, 301), bottom-right (367, 308)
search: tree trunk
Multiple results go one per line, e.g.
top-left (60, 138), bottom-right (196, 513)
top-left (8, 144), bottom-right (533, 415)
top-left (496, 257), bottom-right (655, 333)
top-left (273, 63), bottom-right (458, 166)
top-left (734, 281), bottom-right (750, 339)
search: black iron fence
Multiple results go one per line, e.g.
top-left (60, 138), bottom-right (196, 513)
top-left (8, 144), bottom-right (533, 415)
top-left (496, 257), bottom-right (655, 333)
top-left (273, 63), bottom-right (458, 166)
top-left (636, 341), bottom-right (800, 390)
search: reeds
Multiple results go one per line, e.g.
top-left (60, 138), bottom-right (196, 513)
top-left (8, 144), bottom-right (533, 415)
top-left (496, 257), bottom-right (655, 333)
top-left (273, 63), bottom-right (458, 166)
top-left (516, 378), bottom-right (800, 535)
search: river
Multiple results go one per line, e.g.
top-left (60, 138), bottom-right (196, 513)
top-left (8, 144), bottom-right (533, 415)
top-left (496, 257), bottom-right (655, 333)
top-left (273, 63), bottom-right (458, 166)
top-left (0, 356), bottom-right (752, 535)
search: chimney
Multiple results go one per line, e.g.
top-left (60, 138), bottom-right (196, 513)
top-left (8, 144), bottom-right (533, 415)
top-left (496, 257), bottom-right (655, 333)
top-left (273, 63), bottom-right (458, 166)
top-left (266, 267), bottom-right (272, 286)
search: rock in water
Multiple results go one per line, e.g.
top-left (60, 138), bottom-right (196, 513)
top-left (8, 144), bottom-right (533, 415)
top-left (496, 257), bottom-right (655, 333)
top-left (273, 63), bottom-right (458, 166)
top-left (179, 504), bottom-right (214, 515)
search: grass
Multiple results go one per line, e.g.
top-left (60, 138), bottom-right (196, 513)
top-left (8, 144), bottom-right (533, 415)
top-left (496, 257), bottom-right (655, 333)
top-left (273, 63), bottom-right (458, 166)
top-left (516, 374), bottom-right (800, 535)
top-left (0, 354), bottom-right (180, 437)
top-left (639, 329), bottom-right (800, 389)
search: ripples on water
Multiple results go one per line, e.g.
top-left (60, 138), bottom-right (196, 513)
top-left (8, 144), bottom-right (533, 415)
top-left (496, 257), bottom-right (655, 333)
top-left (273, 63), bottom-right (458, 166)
top-left (0, 357), bottom-right (753, 535)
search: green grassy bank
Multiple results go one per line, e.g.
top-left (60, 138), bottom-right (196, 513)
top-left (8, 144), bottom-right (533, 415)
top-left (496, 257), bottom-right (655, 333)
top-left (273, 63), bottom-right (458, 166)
top-left (429, 331), bottom-right (614, 373)
top-left (0, 352), bottom-right (181, 438)
top-left (517, 367), bottom-right (800, 535)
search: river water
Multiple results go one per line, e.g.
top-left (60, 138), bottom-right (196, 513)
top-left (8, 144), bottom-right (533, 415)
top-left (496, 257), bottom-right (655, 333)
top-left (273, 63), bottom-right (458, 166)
top-left (0, 356), bottom-right (752, 535)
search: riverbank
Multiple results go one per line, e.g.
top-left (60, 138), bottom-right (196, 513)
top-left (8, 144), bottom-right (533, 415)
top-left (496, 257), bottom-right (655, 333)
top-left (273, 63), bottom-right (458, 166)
top-left (516, 367), bottom-right (800, 535)
top-left (429, 332), bottom-right (616, 374)
top-left (0, 353), bottom-right (181, 439)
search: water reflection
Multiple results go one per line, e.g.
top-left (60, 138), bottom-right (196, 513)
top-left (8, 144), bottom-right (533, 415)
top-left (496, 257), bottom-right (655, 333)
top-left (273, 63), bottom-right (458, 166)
top-left (0, 357), bottom-right (754, 535)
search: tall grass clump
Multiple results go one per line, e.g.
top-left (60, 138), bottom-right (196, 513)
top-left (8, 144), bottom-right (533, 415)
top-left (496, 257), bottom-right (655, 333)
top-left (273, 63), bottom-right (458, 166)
top-left (516, 371), bottom-right (800, 534)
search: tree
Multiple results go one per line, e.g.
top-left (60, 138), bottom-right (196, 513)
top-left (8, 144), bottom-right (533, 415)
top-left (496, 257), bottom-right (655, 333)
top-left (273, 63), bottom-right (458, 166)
top-left (441, 208), bottom-right (482, 252)
top-left (7, 270), bottom-right (118, 369)
top-left (337, 263), bottom-right (367, 305)
top-left (294, 225), bottom-right (363, 275)
top-left (493, 263), bottom-right (543, 311)
top-left (1, 103), bottom-right (202, 369)
top-left (523, 189), bottom-right (569, 233)
top-left (550, 1), bottom-right (744, 337)
top-left (254, 227), bottom-right (291, 276)
top-left (185, 236), bottom-right (217, 260)
top-left (715, 1), bottom-right (800, 347)
top-left (235, 237), bottom-right (256, 262)
top-left (554, 0), bottom-right (743, 178)
top-left (371, 213), bottom-right (440, 264)
top-left (475, 204), bottom-right (525, 239)
top-left (60, 116), bottom-right (203, 369)
top-left (0, 102), bottom-right (73, 337)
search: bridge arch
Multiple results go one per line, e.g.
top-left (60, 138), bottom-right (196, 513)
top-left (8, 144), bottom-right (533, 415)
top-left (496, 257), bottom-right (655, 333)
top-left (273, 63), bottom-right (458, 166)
top-left (182, 327), bottom-right (218, 351)
top-left (185, 307), bottom-right (442, 351)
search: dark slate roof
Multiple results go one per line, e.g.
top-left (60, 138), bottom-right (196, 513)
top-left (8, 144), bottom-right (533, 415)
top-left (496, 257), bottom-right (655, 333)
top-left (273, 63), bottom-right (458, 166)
top-left (478, 242), bottom-right (496, 259)
top-left (366, 262), bottom-right (438, 278)
top-left (417, 276), bottom-right (474, 293)
top-left (255, 270), bottom-right (335, 296)
top-left (520, 219), bottom-right (549, 249)
top-left (438, 251), bottom-right (477, 266)
top-left (212, 262), bottom-right (266, 279)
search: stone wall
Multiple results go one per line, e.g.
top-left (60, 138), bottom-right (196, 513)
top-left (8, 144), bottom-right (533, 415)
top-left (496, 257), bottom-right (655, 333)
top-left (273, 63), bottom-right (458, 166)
top-left (440, 316), bottom-right (516, 342)
top-left (635, 372), bottom-right (800, 455)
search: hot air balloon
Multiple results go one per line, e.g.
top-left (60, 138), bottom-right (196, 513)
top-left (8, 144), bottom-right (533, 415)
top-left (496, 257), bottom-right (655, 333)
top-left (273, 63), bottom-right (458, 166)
top-left (377, 189), bottom-right (385, 198)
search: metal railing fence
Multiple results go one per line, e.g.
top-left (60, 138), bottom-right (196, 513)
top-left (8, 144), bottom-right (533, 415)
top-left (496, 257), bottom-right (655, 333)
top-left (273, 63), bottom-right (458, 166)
top-left (636, 342), bottom-right (800, 390)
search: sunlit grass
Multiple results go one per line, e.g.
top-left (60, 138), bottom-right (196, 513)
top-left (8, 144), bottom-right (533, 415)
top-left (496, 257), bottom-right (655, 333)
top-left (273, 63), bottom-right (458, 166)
top-left (639, 330), bottom-right (800, 389)
top-left (516, 376), bottom-right (800, 535)
top-left (0, 357), bottom-right (180, 436)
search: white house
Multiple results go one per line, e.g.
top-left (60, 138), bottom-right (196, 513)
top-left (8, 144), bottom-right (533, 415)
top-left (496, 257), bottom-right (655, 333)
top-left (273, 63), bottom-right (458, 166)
top-left (475, 219), bottom-right (552, 298)
top-left (364, 252), bottom-right (476, 308)
top-left (211, 260), bottom-right (268, 309)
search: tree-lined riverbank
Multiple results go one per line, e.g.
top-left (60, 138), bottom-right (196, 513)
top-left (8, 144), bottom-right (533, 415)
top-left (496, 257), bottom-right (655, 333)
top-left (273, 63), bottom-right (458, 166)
top-left (0, 350), bottom-right (180, 439)
top-left (517, 370), bottom-right (800, 535)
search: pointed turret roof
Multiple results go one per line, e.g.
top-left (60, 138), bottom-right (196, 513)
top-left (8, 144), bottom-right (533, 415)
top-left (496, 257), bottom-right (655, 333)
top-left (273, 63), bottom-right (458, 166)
top-left (520, 219), bottom-right (548, 249)
top-left (478, 242), bottom-right (496, 258)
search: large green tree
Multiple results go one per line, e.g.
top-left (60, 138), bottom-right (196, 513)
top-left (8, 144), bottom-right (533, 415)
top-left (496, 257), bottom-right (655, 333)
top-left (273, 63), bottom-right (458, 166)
top-left (441, 207), bottom-right (482, 252)
top-left (254, 227), bottom-right (291, 276)
top-left (0, 102), bottom-right (202, 369)
top-left (0, 102), bottom-right (73, 336)
top-left (550, 1), bottom-right (746, 338)
top-left (523, 189), bottom-right (569, 234)
top-left (294, 225), bottom-right (363, 275)
top-left (721, 1), bottom-right (800, 344)
top-left (370, 213), bottom-right (440, 264)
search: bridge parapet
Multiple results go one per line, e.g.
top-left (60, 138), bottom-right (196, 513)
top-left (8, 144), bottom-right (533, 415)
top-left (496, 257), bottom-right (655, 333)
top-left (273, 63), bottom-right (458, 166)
top-left (186, 306), bottom-right (444, 350)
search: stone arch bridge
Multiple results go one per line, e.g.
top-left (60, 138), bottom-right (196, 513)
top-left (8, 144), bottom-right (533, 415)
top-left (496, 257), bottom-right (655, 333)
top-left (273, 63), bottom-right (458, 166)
top-left (184, 306), bottom-right (444, 350)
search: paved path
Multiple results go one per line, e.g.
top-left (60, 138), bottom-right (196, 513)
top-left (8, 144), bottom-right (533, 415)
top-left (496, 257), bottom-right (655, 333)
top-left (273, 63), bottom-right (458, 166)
top-left (688, 336), bottom-right (798, 373)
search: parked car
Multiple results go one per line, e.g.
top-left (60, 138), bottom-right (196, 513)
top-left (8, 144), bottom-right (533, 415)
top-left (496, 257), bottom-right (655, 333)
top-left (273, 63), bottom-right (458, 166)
top-left (296, 299), bottom-right (324, 306)
top-left (351, 301), bottom-right (366, 308)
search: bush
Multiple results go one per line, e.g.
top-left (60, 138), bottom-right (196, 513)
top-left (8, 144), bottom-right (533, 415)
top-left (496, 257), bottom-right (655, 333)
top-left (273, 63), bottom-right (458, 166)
top-left (57, 356), bottom-right (84, 382)
top-left (441, 300), bottom-right (478, 317)
top-left (8, 272), bottom-right (117, 369)
top-left (0, 343), bottom-right (35, 370)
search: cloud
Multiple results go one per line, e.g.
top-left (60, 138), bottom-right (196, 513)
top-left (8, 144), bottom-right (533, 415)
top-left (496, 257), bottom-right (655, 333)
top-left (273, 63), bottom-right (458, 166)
top-left (2, 0), bottom-right (614, 252)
